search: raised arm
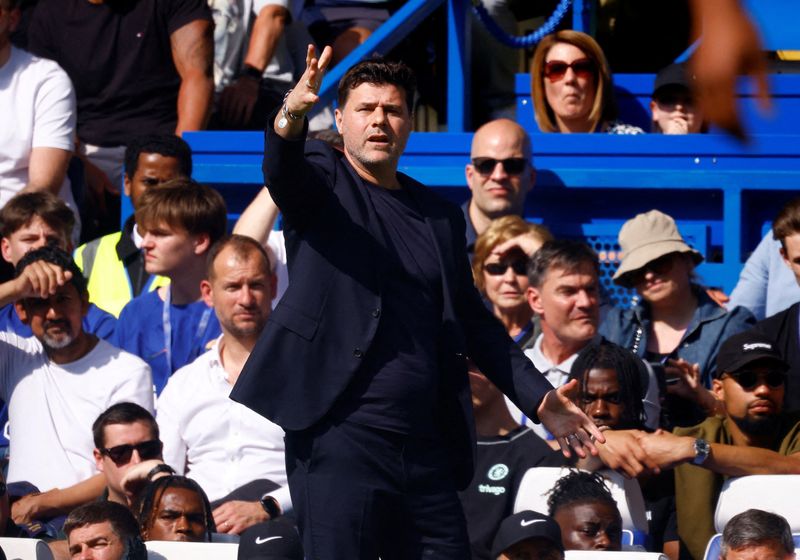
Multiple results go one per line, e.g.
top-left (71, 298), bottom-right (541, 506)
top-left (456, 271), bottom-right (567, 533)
top-left (233, 187), bottom-right (280, 246)
top-left (272, 44), bottom-right (333, 140)
top-left (171, 19), bottom-right (214, 134)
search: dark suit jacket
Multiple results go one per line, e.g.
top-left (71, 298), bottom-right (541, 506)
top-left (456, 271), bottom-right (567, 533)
top-left (231, 123), bottom-right (553, 488)
top-left (753, 301), bottom-right (800, 411)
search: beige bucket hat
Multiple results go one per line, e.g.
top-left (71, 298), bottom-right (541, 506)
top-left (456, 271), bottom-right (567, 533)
top-left (612, 209), bottom-right (703, 283)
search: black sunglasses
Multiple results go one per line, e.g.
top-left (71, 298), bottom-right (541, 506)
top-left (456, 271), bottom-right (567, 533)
top-left (471, 157), bottom-right (528, 176)
top-left (484, 260), bottom-right (527, 276)
top-left (724, 370), bottom-right (785, 390)
top-left (101, 440), bottom-right (163, 465)
top-left (624, 253), bottom-right (678, 286)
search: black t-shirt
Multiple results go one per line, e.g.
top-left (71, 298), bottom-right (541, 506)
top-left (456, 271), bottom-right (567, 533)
top-left (332, 181), bottom-right (443, 435)
top-left (28, 0), bottom-right (211, 146)
top-left (459, 427), bottom-right (565, 560)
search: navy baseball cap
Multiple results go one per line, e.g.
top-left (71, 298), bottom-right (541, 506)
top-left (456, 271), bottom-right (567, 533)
top-left (491, 510), bottom-right (564, 558)
top-left (237, 520), bottom-right (303, 560)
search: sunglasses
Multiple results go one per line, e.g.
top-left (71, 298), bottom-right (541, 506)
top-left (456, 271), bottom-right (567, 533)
top-left (101, 440), bottom-right (163, 465)
top-left (543, 58), bottom-right (596, 82)
top-left (624, 253), bottom-right (677, 286)
top-left (471, 157), bottom-right (528, 176)
top-left (484, 260), bottom-right (527, 276)
top-left (724, 370), bottom-right (786, 390)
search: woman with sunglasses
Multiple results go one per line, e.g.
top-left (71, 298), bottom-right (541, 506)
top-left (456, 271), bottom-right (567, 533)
top-left (530, 30), bottom-right (642, 135)
top-left (471, 216), bottom-right (552, 351)
top-left (599, 210), bottom-right (755, 428)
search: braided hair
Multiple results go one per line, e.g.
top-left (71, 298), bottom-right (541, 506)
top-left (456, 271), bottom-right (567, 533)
top-left (569, 339), bottom-right (648, 430)
top-left (547, 470), bottom-right (619, 518)
top-left (135, 475), bottom-right (216, 541)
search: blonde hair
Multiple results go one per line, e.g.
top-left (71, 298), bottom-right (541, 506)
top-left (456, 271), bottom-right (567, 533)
top-left (472, 216), bottom-right (553, 294)
top-left (530, 30), bottom-right (616, 133)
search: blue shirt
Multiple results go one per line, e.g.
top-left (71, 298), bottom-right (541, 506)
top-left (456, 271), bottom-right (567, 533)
top-left (113, 290), bottom-right (220, 394)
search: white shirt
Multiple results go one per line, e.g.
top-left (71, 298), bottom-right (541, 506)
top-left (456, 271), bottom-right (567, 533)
top-left (267, 229), bottom-right (287, 306)
top-left (0, 47), bottom-right (77, 213)
top-left (157, 337), bottom-right (289, 510)
top-left (0, 333), bottom-right (154, 490)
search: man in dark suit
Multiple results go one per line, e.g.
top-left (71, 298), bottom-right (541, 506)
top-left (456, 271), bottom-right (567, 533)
top-left (231, 45), bottom-right (603, 559)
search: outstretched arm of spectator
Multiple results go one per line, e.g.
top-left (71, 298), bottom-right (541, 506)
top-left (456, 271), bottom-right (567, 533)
top-left (637, 429), bottom-right (800, 476)
top-left (690, 0), bottom-right (769, 139)
top-left (171, 19), bottom-right (214, 134)
top-left (23, 147), bottom-right (72, 196)
top-left (233, 187), bottom-right (280, 246)
top-left (218, 4), bottom-right (289, 126)
top-left (537, 380), bottom-right (605, 459)
top-left (577, 429), bottom-right (661, 479)
top-left (11, 473), bottom-right (105, 524)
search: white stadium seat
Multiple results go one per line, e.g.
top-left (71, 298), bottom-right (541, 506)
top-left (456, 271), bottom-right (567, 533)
top-left (565, 551), bottom-right (669, 560)
top-left (145, 541), bottom-right (238, 560)
top-left (714, 475), bottom-right (800, 532)
top-left (0, 538), bottom-right (54, 560)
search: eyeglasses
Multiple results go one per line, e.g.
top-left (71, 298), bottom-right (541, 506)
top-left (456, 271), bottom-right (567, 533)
top-left (724, 370), bottom-right (785, 390)
top-left (625, 253), bottom-right (677, 286)
top-left (100, 440), bottom-right (163, 465)
top-left (484, 260), bottom-right (527, 276)
top-left (543, 58), bottom-right (596, 82)
top-left (471, 157), bottom-right (528, 176)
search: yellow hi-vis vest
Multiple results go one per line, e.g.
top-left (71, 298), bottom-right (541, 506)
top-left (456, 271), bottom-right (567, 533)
top-left (74, 231), bottom-right (169, 318)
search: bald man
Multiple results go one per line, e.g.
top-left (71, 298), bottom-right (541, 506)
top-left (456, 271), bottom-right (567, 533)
top-left (463, 118), bottom-right (536, 257)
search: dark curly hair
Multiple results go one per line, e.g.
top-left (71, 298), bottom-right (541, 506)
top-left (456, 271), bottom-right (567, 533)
top-left (337, 57), bottom-right (417, 113)
top-left (547, 470), bottom-right (620, 519)
top-left (135, 475), bottom-right (216, 542)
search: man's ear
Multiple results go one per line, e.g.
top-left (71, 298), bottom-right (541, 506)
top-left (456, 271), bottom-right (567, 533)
top-left (334, 108), bottom-right (343, 134)
top-left (14, 301), bottom-right (29, 325)
top-left (94, 448), bottom-right (105, 473)
top-left (200, 279), bottom-right (213, 307)
top-left (712, 378), bottom-right (725, 401)
top-left (527, 286), bottom-right (544, 315)
top-left (0, 238), bottom-right (12, 265)
top-left (780, 245), bottom-right (790, 267)
top-left (193, 233), bottom-right (211, 256)
top-left (464, 163), bottom-right (475, 193)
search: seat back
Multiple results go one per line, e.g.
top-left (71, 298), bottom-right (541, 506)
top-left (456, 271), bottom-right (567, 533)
top-left (565, 552), bottom-right (669, 560)
top-left (513, 467), bottom-right (648, 533)
top-left (145, 541), bottom-right (238, 560)
top-left (714, 475), bottom-right (800, 532)
top-left (703, 532), bottom-right (800, 560)
top-left (0, 537), bottom-right (55, 560)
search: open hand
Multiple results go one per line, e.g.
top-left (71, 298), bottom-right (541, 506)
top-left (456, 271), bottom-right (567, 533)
top-left (283, 44), bottom-right (333, 119)
top-left (537, 379), bottom-right (605, 459)
top-left (13, 261), bottom-right (72, 300)
top-left (212, 500), bottom-right (268, 534)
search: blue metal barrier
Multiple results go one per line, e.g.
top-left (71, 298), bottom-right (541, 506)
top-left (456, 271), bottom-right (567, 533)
top-left (182, 131), bottom-right (800, 294)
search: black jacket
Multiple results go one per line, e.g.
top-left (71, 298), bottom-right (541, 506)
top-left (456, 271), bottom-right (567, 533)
top-left (753, 301), bottom-right (800, 411)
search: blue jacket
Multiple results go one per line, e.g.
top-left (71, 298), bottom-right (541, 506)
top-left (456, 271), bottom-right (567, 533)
top-left (231, 123), bottom-right (553, 489)
top-left (599, 289), bottom-right (756, 386)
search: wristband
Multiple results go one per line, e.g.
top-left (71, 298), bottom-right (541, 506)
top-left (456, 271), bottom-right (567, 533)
top-left (146, 463), bottom-right (175, 481)
top-left (259, 494), bottom-right (281, 518)
top-left (278, 89), bottom-right (302, 129)
top-left (240, 64), bottom-right (263, 81)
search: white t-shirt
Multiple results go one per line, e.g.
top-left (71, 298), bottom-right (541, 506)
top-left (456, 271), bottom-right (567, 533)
top-left (0, 333), bottom-right (154, 490)
top-left (0, 47), bottom-right (77, 213)
top-left (157, 337), bottom-right (289, 509)
top-left (267, 229), bottom-right (288, 306)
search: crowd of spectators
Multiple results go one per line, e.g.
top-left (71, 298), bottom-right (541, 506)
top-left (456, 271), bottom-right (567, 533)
top-left (0, 0), bottom-right (797, 559)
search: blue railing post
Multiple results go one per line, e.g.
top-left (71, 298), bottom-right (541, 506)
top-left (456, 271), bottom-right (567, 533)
top-left (572, 0), bottom-right (594, 34)
top-left (447, 0), bottom-right (470, 132)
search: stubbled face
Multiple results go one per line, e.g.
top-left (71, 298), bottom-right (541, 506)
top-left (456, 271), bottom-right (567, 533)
top-left (554, 501), bottom-right (622, 551)
top-left (528, 264), bottom-right (599, 347)
top-left (543, 42), bottom-right (597, 131)
top-left (124, 154), bottom-right (183, 210)
top-left (780, 232), bottom-right (800, 286)
top-left (465, 121), bottom-right (535, 221)
top-left (723, 542), bottom-right (795, 560)
top-left (713, 361), bottom-right (785, 437)
top-left (67, 521), bottom-right (126, 560)
top-left (145, 487), bottom-right (207, 542)
top-left (580, 367), bottom-right (624, 430)
top-left (95, 421), bottom-right (160, 503)
top-left (651, 86), bottom-right (704, 134)
top-left (203, 247), bottom-right (275, 340)
top-left (1, 215), bottom-right (68, 266)
top-left (140, 223), bottom-right (207, 276)
top-left (335, 82), bottom-right (413, 178)
top-left (17, 282), bottom-right (88, 352)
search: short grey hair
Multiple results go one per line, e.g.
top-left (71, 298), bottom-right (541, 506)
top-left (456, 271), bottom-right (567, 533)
top-left (721, 509), bottom-right (794, 558)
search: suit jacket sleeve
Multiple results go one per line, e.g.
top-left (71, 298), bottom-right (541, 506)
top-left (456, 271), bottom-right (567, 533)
top-left (449, 209), bottom-right (553, 422)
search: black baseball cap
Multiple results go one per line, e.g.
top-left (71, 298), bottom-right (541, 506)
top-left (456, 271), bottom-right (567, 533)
top-left (653, 63), bottom-right (695, 97)
top-left (237, 520), bottom-right (303, 560)
top-left (716, 331), bottom-right (789, 377)
top-left (491, 510), bottom-right (564, 558)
